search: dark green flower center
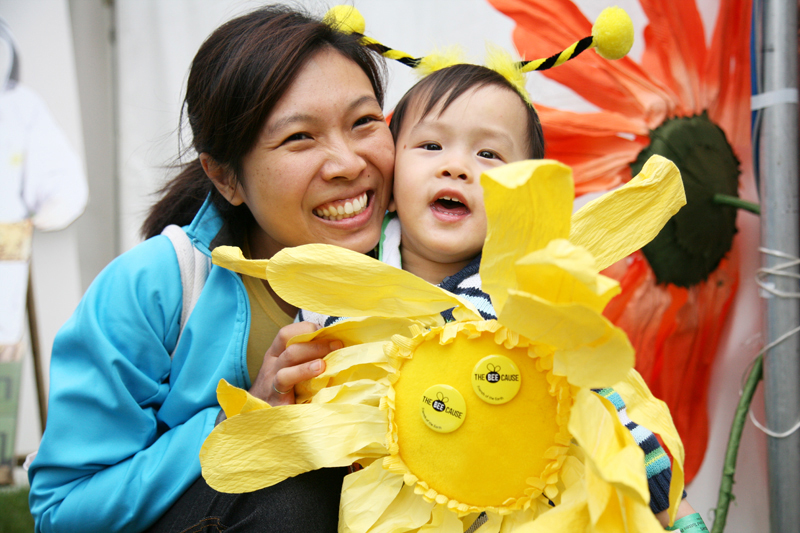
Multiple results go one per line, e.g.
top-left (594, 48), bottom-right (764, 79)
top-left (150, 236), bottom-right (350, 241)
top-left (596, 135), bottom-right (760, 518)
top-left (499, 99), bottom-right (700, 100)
top-left (630, 111), bottom-right (741, 287)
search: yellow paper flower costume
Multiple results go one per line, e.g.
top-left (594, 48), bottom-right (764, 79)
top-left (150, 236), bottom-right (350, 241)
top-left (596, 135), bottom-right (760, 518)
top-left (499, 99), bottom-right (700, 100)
top-left (200, 155), bottom-right (687, 532)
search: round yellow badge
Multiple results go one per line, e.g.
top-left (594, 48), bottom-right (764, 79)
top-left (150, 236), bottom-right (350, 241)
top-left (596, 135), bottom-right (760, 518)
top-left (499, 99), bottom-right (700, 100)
top-left (471, 354), bottom-right (521, 405)
top-left (420, 384), bottom-right (467, 433)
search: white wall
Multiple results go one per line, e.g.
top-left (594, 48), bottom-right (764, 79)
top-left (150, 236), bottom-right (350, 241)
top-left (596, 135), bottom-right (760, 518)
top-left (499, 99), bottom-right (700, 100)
top-left (0, 0), bottom-right (85, 463)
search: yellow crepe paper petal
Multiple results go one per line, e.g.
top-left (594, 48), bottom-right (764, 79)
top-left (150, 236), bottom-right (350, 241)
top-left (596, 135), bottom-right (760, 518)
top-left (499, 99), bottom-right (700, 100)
top-left (522, 483), bottom-right (589, 532)
top-left (199, 403), bottom-right (387, 493)
top-left (296, 341), bottom-right (395, 401)
top-left (339, 461), bottom-right (405, 533)
top-left (569, 389), bottom-right (649, 503)
top-left (311, 379), bottom-right (389, 407)
top-left (612, 368), bottom-right (685, 525)
top-left (498, 290), bottom-right (633, 388)
top-left (481, 160), bottom-right (574, 314)
top-left (367, 483), bottom-right (436, 533)
top-left (267, 243), bottom-right (480, 319)
top-left (514, 239), bottom-right (621, 312)
top-left (288, 316), bottom-right (425, 348)
top-left (216, 379), bottom-right (270, 418)
top-left (211, 246), bottom-right (270, 279)
top-left (419, 503), bottom-right (464, 532)
top-left (569, 154), bottom-right (685, 271)
top-left (585, 463), bottom-right (665, 533)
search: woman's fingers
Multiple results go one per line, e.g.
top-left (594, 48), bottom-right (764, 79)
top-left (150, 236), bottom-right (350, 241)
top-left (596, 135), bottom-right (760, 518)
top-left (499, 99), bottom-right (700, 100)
top-left (249, 322), bottom-right (343, 405)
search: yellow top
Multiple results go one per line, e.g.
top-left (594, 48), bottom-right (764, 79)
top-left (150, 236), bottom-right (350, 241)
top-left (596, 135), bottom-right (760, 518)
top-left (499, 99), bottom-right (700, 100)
top-left (241, 240), bottom-right (294, 385)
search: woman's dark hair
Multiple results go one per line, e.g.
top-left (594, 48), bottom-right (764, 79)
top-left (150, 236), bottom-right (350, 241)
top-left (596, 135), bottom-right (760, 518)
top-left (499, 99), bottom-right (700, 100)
top-left (389, 64), bottom-right (544, 159)
top-left (142, 5), bottom-right (387, 239)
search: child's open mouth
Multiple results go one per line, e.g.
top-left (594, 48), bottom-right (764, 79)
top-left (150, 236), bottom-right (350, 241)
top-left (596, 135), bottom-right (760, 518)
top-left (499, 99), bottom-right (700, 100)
top-left (314, 192), bottom-right (369, 221)
top-left (431, 195), bottom-right (470, 217)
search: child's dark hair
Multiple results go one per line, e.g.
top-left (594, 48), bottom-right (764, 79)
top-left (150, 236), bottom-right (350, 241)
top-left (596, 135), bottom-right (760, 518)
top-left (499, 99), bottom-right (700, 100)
top-left (389, 64), bottom-right (544, 159)
top-left (141, 5), bottom-right (387, 240)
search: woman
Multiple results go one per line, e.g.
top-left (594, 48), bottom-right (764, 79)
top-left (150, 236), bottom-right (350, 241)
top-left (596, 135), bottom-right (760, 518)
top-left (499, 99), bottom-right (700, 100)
top-left (28, 6), bottom-right (394, 532)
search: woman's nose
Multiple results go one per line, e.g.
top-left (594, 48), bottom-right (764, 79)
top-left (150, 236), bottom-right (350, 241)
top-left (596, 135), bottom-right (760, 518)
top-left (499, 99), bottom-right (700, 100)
top-left (321, 138), bottom-right (368, 181)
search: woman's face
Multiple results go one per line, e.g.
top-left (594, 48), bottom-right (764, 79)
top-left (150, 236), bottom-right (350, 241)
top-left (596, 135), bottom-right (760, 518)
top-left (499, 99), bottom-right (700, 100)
top-left (235, 48), bottom-right (394, 258)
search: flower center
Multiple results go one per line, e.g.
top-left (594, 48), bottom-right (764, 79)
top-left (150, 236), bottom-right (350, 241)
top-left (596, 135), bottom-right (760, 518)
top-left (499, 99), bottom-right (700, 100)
top-left (630, 112), bottom-right (741, 287)
top-left (390, 325), bottom-right (571, 510)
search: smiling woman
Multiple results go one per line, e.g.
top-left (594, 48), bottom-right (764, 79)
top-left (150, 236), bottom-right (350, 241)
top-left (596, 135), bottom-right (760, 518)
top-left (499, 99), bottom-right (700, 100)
top-left (27, 5), bottom-right (395, 533)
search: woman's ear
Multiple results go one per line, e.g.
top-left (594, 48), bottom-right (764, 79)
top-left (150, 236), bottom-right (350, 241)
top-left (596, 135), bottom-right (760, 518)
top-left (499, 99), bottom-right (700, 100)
top-left (200, 153), bottom-right (245, 206)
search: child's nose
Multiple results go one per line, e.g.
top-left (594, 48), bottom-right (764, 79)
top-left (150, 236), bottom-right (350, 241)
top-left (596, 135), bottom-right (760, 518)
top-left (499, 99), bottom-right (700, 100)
top-left (439, 161), bottom-right (470, 181)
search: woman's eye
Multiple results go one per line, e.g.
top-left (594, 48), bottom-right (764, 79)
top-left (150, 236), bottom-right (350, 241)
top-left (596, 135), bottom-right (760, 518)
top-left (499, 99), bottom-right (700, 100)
top-left (478, 150), bottom-right (500, 160)
top-left (421, 142), bottom-right (442, 151)
top-left (354, 116), bottom-right (378, 127)
top-left (284, 132), bottom-right (311, 143)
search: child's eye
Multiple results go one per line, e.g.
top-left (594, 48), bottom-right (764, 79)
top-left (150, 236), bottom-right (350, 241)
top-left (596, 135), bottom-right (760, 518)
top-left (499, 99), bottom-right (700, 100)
top-left (421, 142), bottom-right (442, 151)
top-left (478, 150), bottom-right (501, 160)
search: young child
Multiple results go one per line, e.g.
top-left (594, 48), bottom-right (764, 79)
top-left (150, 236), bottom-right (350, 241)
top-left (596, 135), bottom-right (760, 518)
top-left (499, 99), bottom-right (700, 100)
top-left (302, 62), bottom-right (700, 530)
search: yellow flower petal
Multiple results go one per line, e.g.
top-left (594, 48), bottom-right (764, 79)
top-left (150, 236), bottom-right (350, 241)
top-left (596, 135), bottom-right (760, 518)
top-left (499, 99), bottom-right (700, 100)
top-left (515, 239), bottom-right (621, 311)
top-left (569, 154), bottom-right (685, 271)
top-left (498, 290), bottom-right (633, 388)
top-left (569, 389), bottom-right (649, 503)
top-left (521, 483), bottom-right (589, 532)
top-left (216, 379), bottom-right (270, 418)
top-left (419, 503), bottom-right (464, 532)
top-left (339, 461), bottom-right (405, 533)
top-left (585, 463), bottom-right (665, 533)
top-left (367, 483), bottom-right (436, 533)
top-left (211, 246), bottom-right (270, 278)
top-left (612, 368), bottom-right (685, 524)
top-left (481, 160), bottom-right (574, 314)
top-left (200, 403), bottom-right (387, 493)
top-left (296, 341), bottom-right (395, 401)
top-left (289, 316), bottom-right (426, 347)
top-left (267, 243), bottom-right (480, 319)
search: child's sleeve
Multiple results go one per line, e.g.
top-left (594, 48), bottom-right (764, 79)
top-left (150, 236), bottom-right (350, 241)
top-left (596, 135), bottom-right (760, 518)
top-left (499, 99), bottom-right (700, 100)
top-left (592, 388), bottom-right (686, 514)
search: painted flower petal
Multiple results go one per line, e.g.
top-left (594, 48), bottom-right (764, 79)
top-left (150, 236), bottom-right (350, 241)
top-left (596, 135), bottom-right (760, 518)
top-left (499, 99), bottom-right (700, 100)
top-left (569, 389), bottom-right (650, 503)
top-left (639, 0), bottom-right (708, 115)
top-left (499, 290), bottom-right (633, 388)
top-left (539, 106), bottom-right (649, 193)
top-left (481, 160), bottom-right (574, 314)
top-left (200, 403), bottom-right (387, 493)
top-left (514, 239), bottom-right (621, 312)
top-left (267, 244), bottom-right (480, 319)
top-left (570, 154), bottom-right (685, 271)
top-left (612, 368), bottom-right (685, 524)
top-left (489, 0), bottom-right (676, 126)
top-left (339, 461), bottom-right (405, 533)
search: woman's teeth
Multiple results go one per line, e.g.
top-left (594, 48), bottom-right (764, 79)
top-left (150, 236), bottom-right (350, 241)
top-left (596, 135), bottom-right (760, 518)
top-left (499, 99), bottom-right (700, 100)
top-left (314, 192), bottom-right (369, 221)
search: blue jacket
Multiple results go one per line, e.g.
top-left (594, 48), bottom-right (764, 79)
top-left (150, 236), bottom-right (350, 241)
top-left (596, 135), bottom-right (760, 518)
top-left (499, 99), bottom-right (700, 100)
top-left (29, 199), bottom-right (252, 533)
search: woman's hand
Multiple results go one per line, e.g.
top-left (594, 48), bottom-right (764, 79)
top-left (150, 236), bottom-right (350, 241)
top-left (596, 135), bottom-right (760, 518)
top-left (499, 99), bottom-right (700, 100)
top-left (249, 321), bottom-right (343, 406)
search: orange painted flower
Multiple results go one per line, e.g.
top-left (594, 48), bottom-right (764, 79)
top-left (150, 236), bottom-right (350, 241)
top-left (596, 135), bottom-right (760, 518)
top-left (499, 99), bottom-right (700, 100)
top-left (490, 0), bottom-right (753, 482)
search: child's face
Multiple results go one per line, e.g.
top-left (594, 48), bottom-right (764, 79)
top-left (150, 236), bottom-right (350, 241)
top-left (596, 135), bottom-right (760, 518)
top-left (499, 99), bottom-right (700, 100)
top-left (391, 85), bottom-right (530, 268)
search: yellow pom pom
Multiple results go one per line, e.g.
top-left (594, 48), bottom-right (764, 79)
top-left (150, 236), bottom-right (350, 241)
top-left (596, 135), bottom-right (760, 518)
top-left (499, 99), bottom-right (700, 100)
top-left (416, 46), bottom-right (467, 78)
top-left (484, 43), bottom-right (531, 104)
top-left (591, 6), bottom-right (634, 60)
top-left (323, 5), bottom-right (366, 35)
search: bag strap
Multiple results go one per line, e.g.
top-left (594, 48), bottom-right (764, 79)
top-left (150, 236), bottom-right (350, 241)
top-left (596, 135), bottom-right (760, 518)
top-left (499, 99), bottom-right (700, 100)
top-left (161, 224), bottom-right (211, 351)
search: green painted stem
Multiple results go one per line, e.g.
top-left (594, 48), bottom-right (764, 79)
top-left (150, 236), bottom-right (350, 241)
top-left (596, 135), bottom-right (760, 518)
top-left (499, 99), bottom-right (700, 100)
top-left (711, 354), bottom-right (763, 533)
top-left (713, 194), bottom-right (761, 215)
